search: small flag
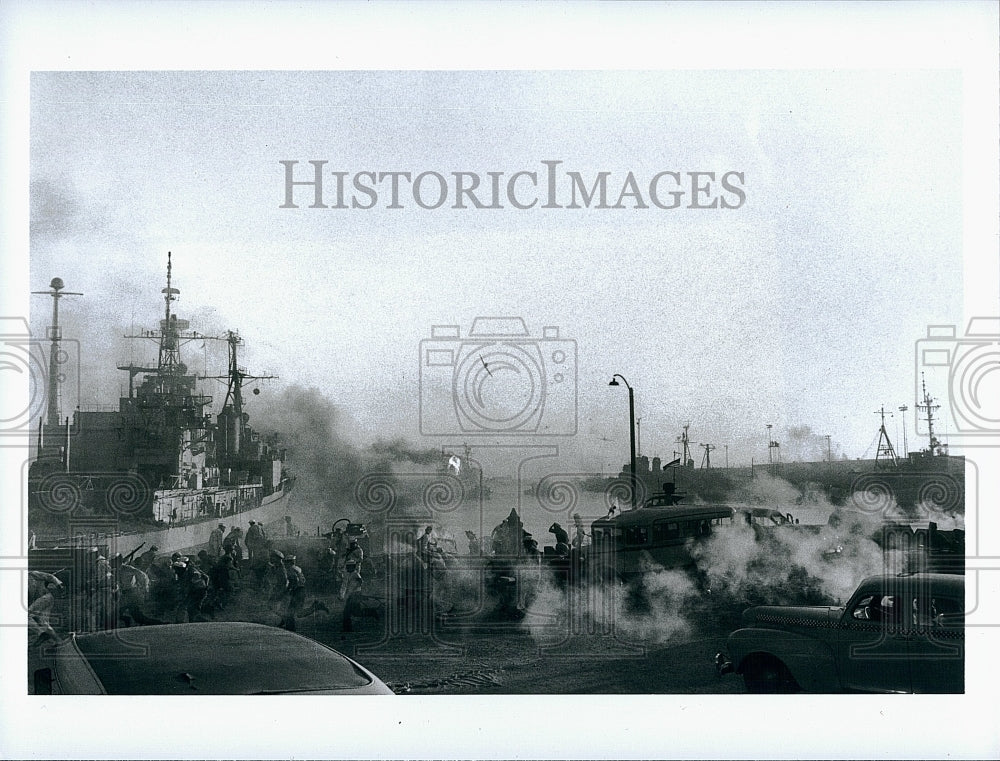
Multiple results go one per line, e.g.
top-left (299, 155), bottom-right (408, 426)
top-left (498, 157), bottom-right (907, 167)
top-left (448, 455), bottom-right (461, 475)
top-left (665, 457), bottom-right (681, 467)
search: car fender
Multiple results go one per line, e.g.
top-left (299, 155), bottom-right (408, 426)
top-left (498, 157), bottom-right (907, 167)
top-left (48, 635), bottom-right (108, 694)
top-left (728, 627), bottom-right (840, 693)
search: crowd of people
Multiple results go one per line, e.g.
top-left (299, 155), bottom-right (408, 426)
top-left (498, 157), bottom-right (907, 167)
top-left (27, 514), bottom-right (595, 644)
top-left (26, 519), bottom-right (375, 647)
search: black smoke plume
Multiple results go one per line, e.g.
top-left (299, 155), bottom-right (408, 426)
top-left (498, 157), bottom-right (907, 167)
top-left (370, 439), bottom-right (446, 467)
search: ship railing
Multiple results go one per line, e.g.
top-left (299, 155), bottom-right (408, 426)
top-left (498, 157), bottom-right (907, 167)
top-left (31, 532), bottom-right (113, 551)
top-left (152, 482), bottom-right (266, 523)
top-left (74, 404), bottom-right (119, 413)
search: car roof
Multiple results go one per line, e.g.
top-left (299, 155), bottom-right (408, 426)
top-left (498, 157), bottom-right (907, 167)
top-left (63, 623), bottom-right (383, 694)
top-left (593, 504), bottom-right (734, 529)
top-left (742, 507), bottom-right (787, 517)
top-left (855, 573), bottom-right (965, 597)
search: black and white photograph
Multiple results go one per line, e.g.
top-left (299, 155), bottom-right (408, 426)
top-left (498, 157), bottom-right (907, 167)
top-left (2, 2), bottom-right (998, 759)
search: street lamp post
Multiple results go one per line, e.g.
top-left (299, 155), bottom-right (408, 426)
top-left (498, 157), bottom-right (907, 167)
top-left (609, 374), bottom-right (637, 510)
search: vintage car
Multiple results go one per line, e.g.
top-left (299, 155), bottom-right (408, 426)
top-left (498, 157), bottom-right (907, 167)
top-left (716, 573), bottom-right (964, 693)
top-left (741, 507), bottom-right (798, 527)
top-left (32, 622), bottom-right (393, 694)
top-left (590, 502), bottom-right (735, 579)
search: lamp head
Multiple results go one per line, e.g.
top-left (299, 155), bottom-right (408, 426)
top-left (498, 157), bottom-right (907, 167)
top-left (608, 378), bottom-right (619, 387)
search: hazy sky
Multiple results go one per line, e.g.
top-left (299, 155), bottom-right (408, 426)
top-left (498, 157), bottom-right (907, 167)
top-left (29, 69), bottom-right (964, 469)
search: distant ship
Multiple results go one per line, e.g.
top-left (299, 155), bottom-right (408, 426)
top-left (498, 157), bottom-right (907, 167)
top-left (848, 385), bottom-right (964, 513)
top-left (28, 254), bottom-right (294, 556)
top-left (586, 393), bottom-right (964, 514)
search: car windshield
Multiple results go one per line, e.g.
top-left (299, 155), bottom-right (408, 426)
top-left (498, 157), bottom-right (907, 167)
top-left (72, 624), bottom-right (372, 695)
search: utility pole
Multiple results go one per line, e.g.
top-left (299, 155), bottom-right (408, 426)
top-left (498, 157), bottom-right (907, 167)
top-left (700, 443), bottom-right (716, 469)
top-left (898, 404), bottom-right (909, 458)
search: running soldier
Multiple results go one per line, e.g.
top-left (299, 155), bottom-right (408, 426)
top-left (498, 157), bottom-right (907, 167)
top-left (133, 544), bottom-right (159, 571)
top-left (266, 549), bottom-right (288, 605)
top-left (339, 537), bottom-right (364, 601)
top-left (172, 558), bottom-right (209, 623)
top-left (279, 555), bottom-right (306, 631)
top-left (114, 555), bottom-right (162, 626)
top-left (209, 547), bottom-right (238, 613)
top-left (223, 526), bottom-right (244, 568)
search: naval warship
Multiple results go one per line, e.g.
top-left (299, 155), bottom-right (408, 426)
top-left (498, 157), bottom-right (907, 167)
top-left (28, 254), bottom-right (294, 556)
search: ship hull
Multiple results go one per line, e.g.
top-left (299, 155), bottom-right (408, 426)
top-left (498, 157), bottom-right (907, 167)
top-left (115, 483), bottom-right (294, 556)
top-left (31, 482), bottom-right (295, 561)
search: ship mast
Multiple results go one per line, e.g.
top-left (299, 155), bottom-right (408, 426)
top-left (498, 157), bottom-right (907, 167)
top-left (201, 330), bottom-right (277, 452)
top-left (220, 330), bottom-right (276, 422)
top-left (31, 278), bottom-right (82, 427)
top-left (119, 252), bottom-right (198, 396)
top-left (916, 373), bottom-right (946, 456)
top-left (874, 405), bottom-right (898, 469)
top-left (158, 251), bottom-right (183, 375)
top-left (676, 423), bottom-right (693, 467)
